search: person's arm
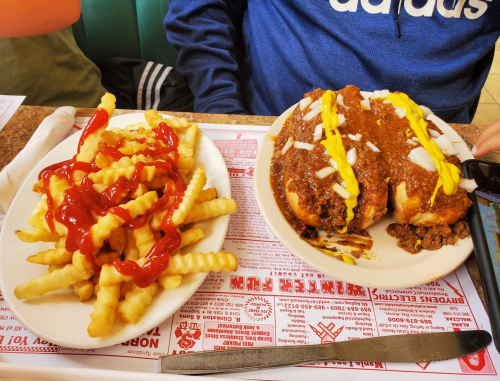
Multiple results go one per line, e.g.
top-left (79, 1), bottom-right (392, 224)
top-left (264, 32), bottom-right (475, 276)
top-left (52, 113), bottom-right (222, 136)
top-left (0, 0), bottom-right (81, 38)
top-left (165, 0), bottom-right (248, 114)
top-left (472, 118), bottom-right (500, 156)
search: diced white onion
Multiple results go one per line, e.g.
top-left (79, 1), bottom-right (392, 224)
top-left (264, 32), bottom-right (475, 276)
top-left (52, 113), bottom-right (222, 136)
top-left (360, 99), bottom-right (371, 110)
top-left (406, 138), bottom-right (418, 146)
top-left (419, 105), bottom-right (433, 119)
top-left (316, 167), bottom-right (336, 179)
top-left (394, 106), bottom-right (406, 118)
top-left (341, 180), bottom-right (347, 188)
top-left (347, 147), bottom-right (357, 166)
top-left (299, 96), bottom-right (312, 111)
top-left (459, 178), bottom-right (478, 192)
top-left (383, 99), bottom-right (392, 104)
top-left (408, 147), bottom-right (437, 172)
top-left (303, 104), bottom-right (322, 121)
top-left (313, 124), bottom-right (323, 142)
top-left (348, 133), bottom-right (362, 141)
top-left (330, 158), bottom-right (338, 169)
top-left (294, 141), bottom-right (315, 151)
top-left (333, 183), bottom-right (352, 199)
top-left (309, 99), bottom-right (321, 110)
top-left (281, 137), bottom-right (294, 154)
top-left (337, 94), bottom-right (349, 109)
top-left (341, 134), bottom-right (346, 138)
top-left (337, 113), bottom-right (346, 127)
top-left (366, 141), bottom-right (380, 152)
top-left (434, 134), bottom-right (461, 156)
top-left (370, 89), bottom-right (390, 100)
top-left (428, 128), bottom-right (441, 138)
top-left (412, 137), bottom-right (420, 143)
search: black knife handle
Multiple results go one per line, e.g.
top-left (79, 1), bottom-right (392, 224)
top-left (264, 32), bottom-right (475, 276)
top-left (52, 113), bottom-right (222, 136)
top-left (158, 343), bottom-right (335, 374)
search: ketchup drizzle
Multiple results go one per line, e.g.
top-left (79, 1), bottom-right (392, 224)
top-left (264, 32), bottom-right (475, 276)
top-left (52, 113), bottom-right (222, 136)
top-left (36, 108), bottom-right (187, 287)
top-left (77, 108), bottom-right (109, 153)
top-left (111, 233), bottom-right (181, 288)
top-left (42, 172), bottom-right (56, 233)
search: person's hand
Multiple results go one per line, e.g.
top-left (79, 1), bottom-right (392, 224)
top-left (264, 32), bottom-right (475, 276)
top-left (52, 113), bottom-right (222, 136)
top-left (471, 118), bottom-right (500, 157)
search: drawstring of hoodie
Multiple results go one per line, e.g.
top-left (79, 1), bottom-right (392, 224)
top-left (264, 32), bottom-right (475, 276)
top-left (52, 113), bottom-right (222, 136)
top-left (392, 0), bottom-right (459, 38)
top-left (391, 0), bottom-right (402, 38)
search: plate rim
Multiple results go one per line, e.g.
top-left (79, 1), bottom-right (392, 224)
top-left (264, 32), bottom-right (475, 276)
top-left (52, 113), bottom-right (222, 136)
top-left (254, 91), bottom-right (474, 289)
top-left (0, 112), bottom-right (231, 348)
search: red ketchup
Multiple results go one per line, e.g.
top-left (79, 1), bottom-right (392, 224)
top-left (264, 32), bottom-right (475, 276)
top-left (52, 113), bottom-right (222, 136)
top-left (36, 108), bottom-right (187, 284)
top-left (112, 232), bottom-right (181, 288)
top-left (77, 108), bottom-right (109, 153)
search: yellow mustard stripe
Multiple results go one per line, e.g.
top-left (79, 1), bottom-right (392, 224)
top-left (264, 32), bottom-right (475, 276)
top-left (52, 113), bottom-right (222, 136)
top-left (385, 93), bottom-right (459, 206)
top-left (320, 90), bottom-right (360, 233)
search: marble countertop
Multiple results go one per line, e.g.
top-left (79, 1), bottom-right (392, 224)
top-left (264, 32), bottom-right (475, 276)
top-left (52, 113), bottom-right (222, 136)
top-left (0, 105), bottom-right (489, 307)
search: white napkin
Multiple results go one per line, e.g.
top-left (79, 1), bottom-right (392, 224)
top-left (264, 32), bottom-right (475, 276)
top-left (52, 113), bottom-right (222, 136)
top-left (0, 106), bottom-right (76, 230)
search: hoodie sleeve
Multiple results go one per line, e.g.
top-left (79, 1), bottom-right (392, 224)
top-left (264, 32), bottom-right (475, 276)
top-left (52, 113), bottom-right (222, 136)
top-left (165, 0), bottom-right (248, 114)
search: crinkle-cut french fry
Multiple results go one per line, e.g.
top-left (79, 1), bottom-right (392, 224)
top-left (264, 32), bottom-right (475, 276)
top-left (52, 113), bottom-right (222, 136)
top-left (77, 93), bottom-right (116, 163)
top-left (54, 236), bottom-right (66, 248)
top-left (196, 188), bottom-right (217, 203)
top-left (158, 274), bottom-right (182, 290)
top-left (129, 184), bottom-right (148, 199)
top-left (179, 227), bottom-right (204, 249)
top-left (100, 258), bottom-right (147, 286)
top-left (15, 228), bottom-right (60, 243)
top-left (74, 280), bottom-right (94, 302)
top-left (98, 92), bottom-right (116, 117)
top-left (120, 279), bottom-right (135, 298)
top-left (87, 284), bottom-right (120, 338)
top-left (149, 194), bottom-right (175, 232)
top-left (179, 123), bottom-right (198, 157)
top-left (32, 178), bottom-right (44, 194)
top-left (124, 228), bottom-right (140, 260)
top-left (124, 121), bottom-right (151, 131)
top-left (108, 226), bottom-right (126, 255)
top-left (145, 176), bottom-right (169, 190)
top-left (48, 264), bottom-right (65, 272)
top-left (177, 156), bottom-right (194, 175)
top-left (182, 198), bottom-right (237, 225)
top-left (95, 251), bottom-right (119, 267)
top-left (132, 223), bottom-right (156, 257)
top-left (145, 109), bottom-right (164, 129)
top-left (72, 251), bottom-right (96, 274)
top-left (92, 183), bottom-right (108, 193)
top-left (109, 154), bottom-right (154, 169)
top-left (27, 247), bottom-right (73, 265)
top-left (46, 174), bottom-right (71, 235)
top-left (27, 196), bottom-right (50, 232)
top-left (14, 264), bottom-right (93, 301)
top-left (101, 129), bottom-right (158, 148)
top-left (101, 252), bottom-right (238, 287)
top-left (117, 282), bottom-right (158, 323)
top-left (118, 141), bottom-right (148, 156)
top-left (89, 164), bottom-right (156, 186)
top-left (172, 167), bottom-right (206, 226)
top-left (101, 130), bottom-right (121, 147)
top-left (161, 252), bottom-right (238, 276)
top-left (92, 274), bottom-right (100, 297)
top-left (178, 144), bottom-right (194, 161)
top-left (74, 192), bottom-right (158, 271)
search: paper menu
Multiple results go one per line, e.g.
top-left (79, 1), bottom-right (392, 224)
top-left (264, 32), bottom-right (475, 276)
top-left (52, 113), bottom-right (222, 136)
top-left (0, 95), bottom-right (25, 133)
top-left (0, 122), bottom-right (498, 380)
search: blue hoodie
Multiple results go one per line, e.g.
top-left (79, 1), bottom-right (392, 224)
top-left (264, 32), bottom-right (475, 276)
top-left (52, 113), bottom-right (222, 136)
top-left (165, 0), bottom-right (500, 123)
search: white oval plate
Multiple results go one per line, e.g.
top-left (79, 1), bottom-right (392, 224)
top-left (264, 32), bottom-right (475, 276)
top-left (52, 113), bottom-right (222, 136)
top-left (254, 94), bottom-right (473, 289)
top-left (0, 113), bottom-right (231, 348)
